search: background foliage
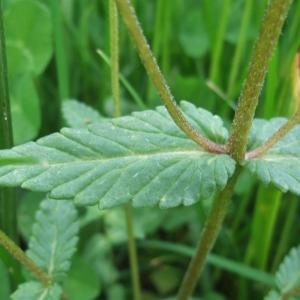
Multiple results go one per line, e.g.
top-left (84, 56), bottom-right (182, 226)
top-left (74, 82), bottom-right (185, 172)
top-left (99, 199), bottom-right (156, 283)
top-left (1, 0), bottom-right (300, 299)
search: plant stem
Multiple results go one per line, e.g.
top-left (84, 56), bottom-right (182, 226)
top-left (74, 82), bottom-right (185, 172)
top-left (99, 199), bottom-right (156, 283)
top-left (246, 105), bottom-right (300, 159)
top-left (177, 167), bottom-right (241, 300)
top-left (109, 0), bottom-right (121, 118)
top-left (109, 1), bottom-right (141, 299)
top-left (227, 0), bottom-right (293, 162)
top-left (247, 51), bottom-right (300, 159)
top-left (0, 0), bottom-right (17, 241)
top-left (114, 0), bottom-right (225, 154)
top-left (0, 229), bottom-right (51, 285)
top-left (96, 49), bottom-right (146, 109)
top-left (124, 204), bottom-right (141, 300)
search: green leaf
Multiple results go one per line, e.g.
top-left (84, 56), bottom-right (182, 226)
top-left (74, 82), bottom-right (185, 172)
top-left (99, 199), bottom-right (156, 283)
top-left (4, 0), bottom-right (52, 75)
top-left (10, 74), bottom-right (41, 144)
top-left (264, 245), bottom-right (300, 299)
top-left (245, 118), bottom-right (300, 195)
top-left (11, 281), bottom-right (61, 300)
top-left (275, 245), bottom-right (300, 295)
top-left (17, 192), bottom-right (44, 240)
top-left (27, 198), bottom-right (79, 281)
top-left (62, 100), bottom-right (103, 128)
top-left (179, 11), bottom-right (210, 58)
top-left (62, 255), bottom-right (101, 300)
top-left (6, 42), bottom-right (34, 76)
top-left (0, 102), bottom-right (235, 208)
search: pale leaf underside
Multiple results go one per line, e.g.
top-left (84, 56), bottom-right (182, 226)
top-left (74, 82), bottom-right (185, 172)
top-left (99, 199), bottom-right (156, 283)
top-left (0, 102), bottom-right (235, 208)
top-left (246, 118), bottom-right (300, 195)
top-left (11, 281), bottom-right (61, 300)
top-left (27, 199), bottom-right (79, 281)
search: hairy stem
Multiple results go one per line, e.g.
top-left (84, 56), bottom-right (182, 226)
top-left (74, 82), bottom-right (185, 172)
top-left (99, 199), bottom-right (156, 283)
top-left (177, 167), bottom-right (241, 300)
top-left (227, 0), bottom-right (293, 162)
top-left (109, 0), bottom-right (121, 118)
top-left (247, 51), bottom-right (300, 159)
top-left (0, 229), bottom-right (51, 286)
top-left (246, 107), bottom-right (300, 159)
top-left (109, 1), bottom-right (141, 299)
top-left (0, 0), bottom-right (17, 241)
top-left (114, 0), bottom-right (225, 154)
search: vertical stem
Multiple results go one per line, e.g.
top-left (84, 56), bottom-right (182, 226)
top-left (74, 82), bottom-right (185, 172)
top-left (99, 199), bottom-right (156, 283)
top-left (124, 204), bottom-right (141, 300)
top-left (177, 168), bottom-right (241, 300)
top-left (227, 0), bottom-right (293, 162)
top-left (51, 0), bottom-right (69, 102)
top-left (109, 0), bottom-right (121, 117)
top-left (0, 0), bottom-right (17, 241)
top-left (109, 1), bottom-right (141, 299)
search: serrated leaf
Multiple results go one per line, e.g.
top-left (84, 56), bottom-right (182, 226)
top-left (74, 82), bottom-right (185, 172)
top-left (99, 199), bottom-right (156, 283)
top-left (11, 281), bottom-right (62, 300)
top-left (62, 99), bottom-right (103, 128)
top-left (245, 118), bottom-right (300, 195)
top-left (276, 246), bottom-right (300, 294)
top-left (0, 102), bottom-right (235, 208)
top-left (27, 198), bottom-right (79, 281)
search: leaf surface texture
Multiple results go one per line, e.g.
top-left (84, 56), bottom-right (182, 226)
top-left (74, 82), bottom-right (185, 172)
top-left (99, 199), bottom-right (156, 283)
top-left (246, 118), bottom-right (300, 195)
top-left (0, 102), bottom-right (235, 208)
top-left (27, 198), bottom-right (79, 281)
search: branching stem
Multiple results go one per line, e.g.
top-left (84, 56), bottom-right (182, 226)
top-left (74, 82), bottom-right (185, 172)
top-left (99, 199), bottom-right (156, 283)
top-left (247, 51), bottom-right (300, 159)
top-left (246, 107), bottom-right (300, 159)
top-left (0, 229), bottom-right (51, 286)
top-left (114, 0), bottom-right (225, 154)
top-left (227, 0), bottom-right (293, 162)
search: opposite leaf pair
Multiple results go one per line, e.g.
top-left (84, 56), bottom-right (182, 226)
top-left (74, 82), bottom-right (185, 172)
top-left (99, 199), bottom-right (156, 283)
top-left (0, 100), bottom-right (299, 209)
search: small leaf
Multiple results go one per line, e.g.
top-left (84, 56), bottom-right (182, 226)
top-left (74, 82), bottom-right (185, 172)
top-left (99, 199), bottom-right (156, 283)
top-left (179, 11), bottom-right (209, 58)
top-left (62, 255), bottom-right (101, 300)
top-left (10, 74), bottom-right (41, 144)
top-left (11, 281), bottom-right (61, 300)
top-left (4, 0), bottom-right (52, 75)
top-left (276, 245), bottom-right (300, 294)
top-left (0, 102), bottom-right (235, 208)
top-left (62, 99), bottom-right (103, 128)
top-left (245, 118), bottom-right (300, 195)
top-left (27, 198), bottom-right (79, 281)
